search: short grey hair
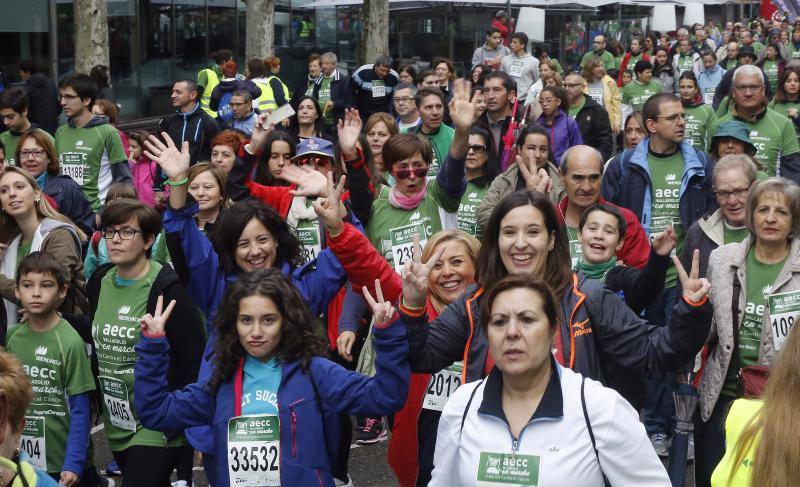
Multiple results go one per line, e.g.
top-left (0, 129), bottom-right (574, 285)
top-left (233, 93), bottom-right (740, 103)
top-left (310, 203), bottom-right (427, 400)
top-left (231, 90), bottom-right (252, 104)
top-left (745, 177), bottom-right (800, 239)
top-left (677, 27), bottom-right (689, 36)
top-left (321, 52), bottom-right (338, 64)
top-left (375, 55), bottom-right (393, 67)
top-left (393, 82), bottom-right (418, 97)
top-left (564, 73), bottom-right (587, 86)
top-left (732, 64), bottom-right (765, 86)
top-left (559, 145), bottom-right (604, 174)
top-left (712, 154), bottom-right (758, 189)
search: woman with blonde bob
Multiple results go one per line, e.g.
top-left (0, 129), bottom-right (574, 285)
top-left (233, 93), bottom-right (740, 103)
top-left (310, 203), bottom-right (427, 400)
top-left (186, 162), bottom-right (229, 232)
top-left (711, 321), bottom-right (800, 487)
top-left (697, 177), bottom-right (800, 487)
top-left (387, 230), bottom-right (481, 487)
top-left (0, 167), bottom-right (86, 336)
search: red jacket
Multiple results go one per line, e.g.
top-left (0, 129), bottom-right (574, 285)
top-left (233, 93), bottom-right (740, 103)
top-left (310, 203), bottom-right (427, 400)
top-left (617, 52), bottom-right (651, 86)
top-left (491, 18), bottom-right (511, 47)
top-left (557, 196), bottom-right (650, 270)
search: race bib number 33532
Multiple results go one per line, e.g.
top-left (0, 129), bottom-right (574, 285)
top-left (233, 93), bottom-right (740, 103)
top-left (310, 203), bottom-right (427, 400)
top-left (228, 415), bottom-right (280, 486)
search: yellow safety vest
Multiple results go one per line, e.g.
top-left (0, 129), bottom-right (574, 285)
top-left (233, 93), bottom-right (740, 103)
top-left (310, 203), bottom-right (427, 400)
top-left (710, 399), bottom-right (763, 487)
top-left (267, 75), bottom-right (291, 105)
top-left (199, 68), bottom-right (220, 118)
top-left (300, 21), bottom-right (312, 38)
top-left (255, 81), bottom-right (276, 112)
top-left (0, 456), bottom-right (40, 486)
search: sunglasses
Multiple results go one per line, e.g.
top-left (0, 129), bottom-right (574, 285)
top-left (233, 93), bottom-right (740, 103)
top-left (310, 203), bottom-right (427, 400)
top-left (394, 167), bottom-right (429, 179)
top-left (467, 144), bottom-right (487, 153)
top-left (298, 156), bottom-right (331, 167)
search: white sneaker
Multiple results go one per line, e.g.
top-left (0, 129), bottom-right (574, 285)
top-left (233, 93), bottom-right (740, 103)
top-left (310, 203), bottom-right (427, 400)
top-left (687, 433), bottom-right (695, 462)
top-left (334, 474), bottom-right (353, 487)
top-left (171, 481), bottom-right (189, 487)
top-left (649, 432), bottom-right (670, 457)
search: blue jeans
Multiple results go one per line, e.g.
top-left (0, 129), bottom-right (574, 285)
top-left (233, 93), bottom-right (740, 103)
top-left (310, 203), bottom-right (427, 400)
top-left (643, 286), bottom-right (677, 436)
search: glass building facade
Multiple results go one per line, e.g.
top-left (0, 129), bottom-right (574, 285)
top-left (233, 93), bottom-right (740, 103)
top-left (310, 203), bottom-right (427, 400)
top-left (0, 1), bottom-right (753, 119)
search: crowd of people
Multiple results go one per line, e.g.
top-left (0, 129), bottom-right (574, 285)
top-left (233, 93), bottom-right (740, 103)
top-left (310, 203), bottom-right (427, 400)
top-left (1, 11), bottom-right (800, 487)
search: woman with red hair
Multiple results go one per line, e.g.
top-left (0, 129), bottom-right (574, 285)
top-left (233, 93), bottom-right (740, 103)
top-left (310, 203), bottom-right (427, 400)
top-left (209, 130), bottom-right (245, 174)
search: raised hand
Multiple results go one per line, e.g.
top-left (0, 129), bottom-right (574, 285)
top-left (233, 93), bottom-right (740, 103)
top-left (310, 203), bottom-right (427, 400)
top-left (651, 225), bottom-right (677, 257)
top-left (675, 249), bottom-right (711, 303)
top-left (401, 234), bottom-right (447, 309)
top-left (281, 164), bottom-right (329, 197)
top-left (337, 331), bottom-right (357, 362)
top-left (311, 172), bottom-right (346, 236)
top-left (448, 79), bottom-right (476, 131)
top-left (362, 279), bottom-right (397, 330)
top-left (337, 108), bottom-right (362, 159)
top-left (517, 154), bottom-right (552, 194)
top-left (140, 295), bottom-right (177, 337)
top-left (248, 113), bottom-right (274, 153)
top-left (144, 132), bottom-right (190, 181)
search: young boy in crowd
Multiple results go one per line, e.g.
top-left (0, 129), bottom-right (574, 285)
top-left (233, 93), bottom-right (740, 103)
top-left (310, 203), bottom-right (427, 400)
top-left (5, 252), bottom-right (96, 486)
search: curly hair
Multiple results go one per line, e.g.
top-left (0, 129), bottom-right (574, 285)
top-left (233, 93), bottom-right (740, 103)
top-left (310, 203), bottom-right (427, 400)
top-left (208, 269), bottom-right (326, 391)
top-left (209, 199), bottom-right (304, 275)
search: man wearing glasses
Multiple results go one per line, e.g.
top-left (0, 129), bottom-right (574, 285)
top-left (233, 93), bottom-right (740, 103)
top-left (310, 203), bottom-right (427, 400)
top-left (709, 65), bottom-right (800, 180)
top-left (393, 83), bottom-right (420, 133)
top-left (563, 74), bottom-right (613, 161)
top-left (602, 92), bottom-right (714, 458)
top-left (581, 35), bottom-right (616, 71)
top-left (0, 87), bottom-right (53, 166)
top-left (222, 91), bottom-right (258, 138)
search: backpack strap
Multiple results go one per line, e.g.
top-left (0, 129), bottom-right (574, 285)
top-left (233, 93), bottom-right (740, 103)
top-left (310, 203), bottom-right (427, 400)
top-left (91, 230), bottom-right (102, 256)
top-left (581, 377), bottom-right (610, 486)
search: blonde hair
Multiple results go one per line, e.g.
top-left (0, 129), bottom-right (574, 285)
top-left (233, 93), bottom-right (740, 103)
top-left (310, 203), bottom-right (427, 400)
top-left (421, 230), bottom-right (481, 313)
top-left (745, 177), bottom-right (800, 239)
top-left (0, 351), bottom-right (33, 434)
top-left (0, 166), bottom-right (86, 242)
top-left (728, 323), bottom-right (800, 486)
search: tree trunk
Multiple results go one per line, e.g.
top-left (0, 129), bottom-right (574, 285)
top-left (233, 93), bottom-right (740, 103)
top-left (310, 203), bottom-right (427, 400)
top-left (74, 0), bottom-right (109, 74)
top-left (358, 0), bottom-right (389, 66)
top-left (246, 0), bottom-right (275, 60)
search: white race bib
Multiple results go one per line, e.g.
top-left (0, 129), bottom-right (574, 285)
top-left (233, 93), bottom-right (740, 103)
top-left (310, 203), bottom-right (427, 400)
top-left (767, 290), bottom-right (800, 352)
top-left (100, 376), bottom-right (137, 431)
top-left (227, 415), bottom-right (280, 487)
top-left (61, 153), bottom-right (86, 185)
top-left (389, 222), bottom-right (427, 274)
top-left (19, 417), bottom-right (46, 471)
top-left (704, 88), bottom-right (715, 105)
top-left (509, 61), bottom-right (524, 78)
top-left (297, 223), bottom-right (322, 263)
top-left (588, 87), bottom-right (603, 105)
top-left (423, 362), bottom-right (463, 411)
top-left (372, 81), bottom-right (386, 98)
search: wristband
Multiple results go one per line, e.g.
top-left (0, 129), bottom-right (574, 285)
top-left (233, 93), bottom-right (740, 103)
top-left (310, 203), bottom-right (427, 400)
top-left (166, 177), bottom-right (189, 187)
top-left (400, 297), bottom-right (427, 317)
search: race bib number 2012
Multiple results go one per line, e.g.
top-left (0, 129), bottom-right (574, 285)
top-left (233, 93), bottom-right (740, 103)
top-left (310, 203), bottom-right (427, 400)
top-left (228, 415), bottom-right (280, 486)
top-left (423, 362), bottom-right (463, 411)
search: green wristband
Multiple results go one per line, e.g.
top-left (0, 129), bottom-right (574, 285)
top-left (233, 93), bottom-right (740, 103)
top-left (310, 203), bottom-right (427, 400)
top-left (166, 177), bottom-right (189, 186)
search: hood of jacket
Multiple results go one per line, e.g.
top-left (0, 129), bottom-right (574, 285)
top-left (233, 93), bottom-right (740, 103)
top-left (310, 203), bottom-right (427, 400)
top-left (25, 72), bottom-right (50, 88)
top-left (68, 115), bottom-right (109, 129)
top-left (697, 208), bottom-right (726, 247)
top-left (216, 79), bottom-right (242, 93)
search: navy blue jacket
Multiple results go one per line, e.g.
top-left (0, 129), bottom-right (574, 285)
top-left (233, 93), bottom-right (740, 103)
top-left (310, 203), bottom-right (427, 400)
top-left (601, 138), bottom-right (715, 236)
top-left (134, 321), bottom-right (409, 487)
top-left (43, 174), bottom-right (95, 236)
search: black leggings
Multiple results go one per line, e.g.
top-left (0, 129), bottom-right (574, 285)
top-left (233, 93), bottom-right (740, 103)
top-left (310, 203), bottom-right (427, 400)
top-left (112, 444), bottom-right (186, 487)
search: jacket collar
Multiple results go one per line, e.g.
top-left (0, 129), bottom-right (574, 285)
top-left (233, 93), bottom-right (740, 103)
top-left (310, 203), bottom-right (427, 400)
top-left (628, 137), bottom-right (706, 183)
top-left (557, 195), bottom-right (609, 225)
top-left (477, 357), bottom-right (563, 425)
top-left (316, 69), bottom-right (341, 85)
top-left (177, 102), bottom-right (201, 118)
top-left (730, 235), bottom-right (800, 272)
top-left (698, 208), bottom-right (726, 246)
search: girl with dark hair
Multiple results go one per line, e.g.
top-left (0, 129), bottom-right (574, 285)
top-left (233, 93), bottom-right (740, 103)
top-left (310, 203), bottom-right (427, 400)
top-left (652, 47), bottom-right (677, 95)
top-left (769, 65), bottom-right (800, 134)
top-left (284, 95), bottom-right (330, 142)
top-left (756, 42), bottom-right (787, 93)
top-left (144, 130), bottom-right (401, 486)
top-left (253, 130), bottom-right (298, 187)
top-left (398, 64), bottom-right (418, 85)
top-left (400, 189), bottom-right (712, 413)
top-left (90, 64), bottom-right (115, 102)
top-left (468, 64), bottom-right (492, 86)
top-left (478, 124), bottom-right (564, 227)
top-left (457, 124), bottom-right (498, 238)
top-left (617, 37), bottom-right (650, 86)
top-left (679, 71), bottom-right (717, 153)
top-left (536, 85), bottom-right (583, 163)
top-left (134, 270), bottom-right (410, 487)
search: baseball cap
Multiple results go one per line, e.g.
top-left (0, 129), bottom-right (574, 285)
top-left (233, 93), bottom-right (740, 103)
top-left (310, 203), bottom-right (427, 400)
top-left (292, 137), bottom-right (334, 161)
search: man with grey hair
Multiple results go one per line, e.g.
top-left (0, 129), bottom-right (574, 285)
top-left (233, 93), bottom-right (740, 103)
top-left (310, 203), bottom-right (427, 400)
top-left (557, 145), bottom-right (649, 269)
top-left (709, 64), bottom-right (800, 180)
top-left (393, 82), bottom-right (420, 132)
top-left (349, 54), bottom-right (399, 122)
top-left (563, 73), bottom-right (613, 160)
top-left (719, 41), bottom-right (739, 70)
top-left (313, 51), bottom-right (351, 126)
top-left (223, 90), bottom-right (258, 137)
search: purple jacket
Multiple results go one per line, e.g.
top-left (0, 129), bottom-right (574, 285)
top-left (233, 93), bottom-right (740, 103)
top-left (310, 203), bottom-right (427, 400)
top-left (537, 110), bottom-right (583, 165)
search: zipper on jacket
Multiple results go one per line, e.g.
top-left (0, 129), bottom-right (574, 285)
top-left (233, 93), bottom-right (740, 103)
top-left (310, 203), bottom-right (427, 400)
top-left (288, 398), bottom-right (303, 458)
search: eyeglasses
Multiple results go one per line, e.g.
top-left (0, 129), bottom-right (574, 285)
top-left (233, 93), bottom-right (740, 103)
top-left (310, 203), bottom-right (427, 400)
top-left (298, 156), bottom-right (331, 167)
top-left (467, 144), bottom-right (487, 153)
top-left (103, 227), bottom-right (143, 240)
top-left (563, 83), bottom-right (584, 88)
top-left (656, 112), bottom-right (687, 122)
top-left (394, 96), bottom-right (414, 104)
top-left (19, 149), bottom-right (46, 159)
top-left (714, 188), bottom-right (749, 201)
top-left (57, 93), bottom-right (80, 101)
top-left (733, 84), bottom-right (764, 93)
top-left (394, 167), bottom-right (429, 179)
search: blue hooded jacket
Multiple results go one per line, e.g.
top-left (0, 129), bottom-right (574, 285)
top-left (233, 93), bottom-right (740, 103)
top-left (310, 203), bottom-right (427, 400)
top-left (601, 137), bottom-right (714, 235)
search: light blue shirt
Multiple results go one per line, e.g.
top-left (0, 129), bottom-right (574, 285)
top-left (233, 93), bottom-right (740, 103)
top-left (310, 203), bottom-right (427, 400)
top-left (241, 355), bottom-right (281, 416)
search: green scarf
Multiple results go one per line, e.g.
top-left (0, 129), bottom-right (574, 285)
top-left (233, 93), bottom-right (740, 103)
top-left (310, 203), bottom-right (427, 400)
top-left (574, 256), bottom-right (618, 281)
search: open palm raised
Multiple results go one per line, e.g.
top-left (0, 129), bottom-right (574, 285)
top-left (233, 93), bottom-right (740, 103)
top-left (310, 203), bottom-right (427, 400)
top-left (144, 132), bottom-right (191, 180)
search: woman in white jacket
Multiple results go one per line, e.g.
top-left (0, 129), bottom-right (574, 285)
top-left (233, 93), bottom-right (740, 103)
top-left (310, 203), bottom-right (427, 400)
top-left (430, 273), bottom-right (674, 486)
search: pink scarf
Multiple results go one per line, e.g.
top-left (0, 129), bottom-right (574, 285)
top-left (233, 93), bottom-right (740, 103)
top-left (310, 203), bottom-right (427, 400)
top-left (388, 180), bottom-right (428, 210)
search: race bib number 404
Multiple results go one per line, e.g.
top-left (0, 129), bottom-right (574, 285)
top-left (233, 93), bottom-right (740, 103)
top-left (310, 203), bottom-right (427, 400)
top-left (20, 416), bottom-right (47, 471)
top-left (768, 290), bottom-right (800, 351)
top-left (228, 415), bottom-right (280, 486)
top-left (477, 452), bottom-right (540, 486)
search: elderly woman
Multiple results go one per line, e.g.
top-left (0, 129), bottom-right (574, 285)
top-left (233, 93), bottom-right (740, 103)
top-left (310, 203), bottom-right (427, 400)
top-left (682, 155), bottom-right (760, 279)
top-left (696, 177), bottom-right (800, 487)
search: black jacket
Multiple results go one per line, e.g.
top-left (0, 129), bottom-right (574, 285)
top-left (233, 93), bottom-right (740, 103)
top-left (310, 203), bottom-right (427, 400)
top-left (572, 94), bottom-right (614, 161)
top-left (293, 76), bottom-right (318, 101)
top-left (23, 73), bottom-right (61, 135)
top-left (680, 208), bottom-right (725, 280)
top-left (43, 174), bottom-right (95, 236)
top-left (157, 103), bottom-right (221, 166)
top-left (311, 70), bottom-right (352, 125)
top-left (404, 274), bottom-right (711, 397)
top-left (348, 65), bottom-right (398, 122)
top-left (604, 248), bottom-right (670, 316)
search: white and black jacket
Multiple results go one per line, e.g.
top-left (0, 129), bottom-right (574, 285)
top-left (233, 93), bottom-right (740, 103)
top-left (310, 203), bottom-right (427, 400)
top-left (430, 361), bottom-right (670, 487)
